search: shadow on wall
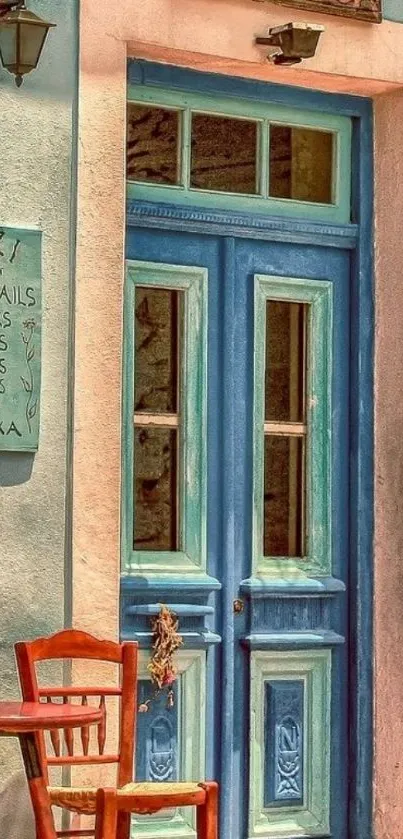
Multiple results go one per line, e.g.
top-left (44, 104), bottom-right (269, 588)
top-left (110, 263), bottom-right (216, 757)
top-left (0, 771), bottom-right (35, 839)
top-left (0, 454), bottom-right (34, 486)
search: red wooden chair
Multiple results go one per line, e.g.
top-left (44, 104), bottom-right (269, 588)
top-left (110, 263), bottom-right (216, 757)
top-left (95, 782), bottom-right (218, 839)
top-left (14, 629), bottom-right (138, 839)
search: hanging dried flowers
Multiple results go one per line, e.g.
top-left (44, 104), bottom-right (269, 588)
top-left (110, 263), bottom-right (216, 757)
top-left (139, 605), bottom-right (183, 713)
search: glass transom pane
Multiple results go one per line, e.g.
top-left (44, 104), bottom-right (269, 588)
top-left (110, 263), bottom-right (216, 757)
top-left (269, 124), bottom-right (334, 204)
top-left (190, 112), bottom-right (259, 195)
top-left (127, 103), bottom-right (181, 185)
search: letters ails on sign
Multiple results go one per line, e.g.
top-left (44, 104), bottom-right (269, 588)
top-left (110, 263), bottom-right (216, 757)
top-left (258, 0), bottom-right (381, 23)
top-left (0, 228), bottom-right (41, 451)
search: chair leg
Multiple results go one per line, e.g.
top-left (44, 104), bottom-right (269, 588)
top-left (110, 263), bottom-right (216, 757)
top-left (197, 782), bottom-right (218, 839)
top-left (18, 733), bottom-right (57, 839)
top-left (116, 811), bottom-right (131, 839)
top-left (95, 789), bottom-right (118, 839)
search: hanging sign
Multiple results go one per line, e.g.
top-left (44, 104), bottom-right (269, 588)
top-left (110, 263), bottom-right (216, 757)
top-left (255, 0), bottom-right (381, 22)
top-left (0, 227), bottom-right (41, 451)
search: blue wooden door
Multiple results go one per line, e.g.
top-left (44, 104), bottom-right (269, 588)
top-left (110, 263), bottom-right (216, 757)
top-left (122, 223), bottom-right (350, 839)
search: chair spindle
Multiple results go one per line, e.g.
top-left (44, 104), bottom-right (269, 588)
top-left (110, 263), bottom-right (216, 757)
top-left (63, 696), bottom-right (74, 756)
top-left (47, 697), bottom-right (61, 756)
top-left (80, 695), bottom-right (90, 756)
top-left (98, 695), bottom-right (106, 755)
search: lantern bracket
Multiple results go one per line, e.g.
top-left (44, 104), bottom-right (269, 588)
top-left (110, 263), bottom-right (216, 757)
top-left (0, 0), bottom-right (24, 15)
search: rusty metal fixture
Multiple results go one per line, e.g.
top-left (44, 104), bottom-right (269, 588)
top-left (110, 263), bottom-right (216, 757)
top-left (0, 0), bottom-right (55, 87)
top-left (255, 22), bottom-right (324, 66)
top-left (139, 605), bottom-right (183, 713)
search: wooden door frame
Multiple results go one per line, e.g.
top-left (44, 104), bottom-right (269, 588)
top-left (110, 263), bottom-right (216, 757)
top-left (122, 59), bottom-right (374, 839)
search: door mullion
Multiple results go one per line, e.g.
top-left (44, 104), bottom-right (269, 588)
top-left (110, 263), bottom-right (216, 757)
top-left (220, 236), bottom-right (238, 839)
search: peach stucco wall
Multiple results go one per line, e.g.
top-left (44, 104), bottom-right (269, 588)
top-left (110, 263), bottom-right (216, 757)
top-left (79, 0), bottom-right (403, 95)
top-left (74, 0), bottom-right (403, 835)
top-left (373, 90), bottom-right (403, 839)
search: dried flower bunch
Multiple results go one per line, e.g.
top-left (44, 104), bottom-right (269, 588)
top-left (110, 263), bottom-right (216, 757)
top-left (139, 605), bottom-right (183, 713)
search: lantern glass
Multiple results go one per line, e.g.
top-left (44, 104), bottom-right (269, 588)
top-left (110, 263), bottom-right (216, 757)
top-left (19, 22), bottom-right (48, 68)
top-left (0, 22), bottom-right (16, 66)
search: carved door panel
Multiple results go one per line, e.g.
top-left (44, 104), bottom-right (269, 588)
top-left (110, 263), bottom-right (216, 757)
top-left (122, 223), bottom-right (350, 839)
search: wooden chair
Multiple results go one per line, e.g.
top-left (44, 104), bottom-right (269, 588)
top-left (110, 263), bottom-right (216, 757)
top-left (14, 629), bottom-right (138, 839)
top-left (95, 782), bottom-right (218, 839)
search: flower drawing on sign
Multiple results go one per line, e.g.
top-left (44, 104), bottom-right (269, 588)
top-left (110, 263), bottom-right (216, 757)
top-left (20, 319), bottom-right (37, 433)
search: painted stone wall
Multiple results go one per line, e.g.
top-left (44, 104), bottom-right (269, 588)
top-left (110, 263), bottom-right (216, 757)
top-left (384, 0), bottom-right (403, 22)
top-left (0, 0), bottom-right (76, 781)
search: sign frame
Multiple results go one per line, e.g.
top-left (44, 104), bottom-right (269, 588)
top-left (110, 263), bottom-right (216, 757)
top-left (0, 227), bottom-right (42, 452)
top-left (258, 0), bottom-right (382, 23)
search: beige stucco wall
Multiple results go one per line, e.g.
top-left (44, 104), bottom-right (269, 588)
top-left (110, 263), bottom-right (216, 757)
top-left (0, 0), bottom-right (76, 781)
top-left (72, 1), bottom-right (403, 836)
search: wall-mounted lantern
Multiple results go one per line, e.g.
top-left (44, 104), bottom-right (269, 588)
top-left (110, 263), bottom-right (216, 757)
top-left (255, 21), bottom-right (324, 65)
top-left (0, 0), bottom-right (55, 86)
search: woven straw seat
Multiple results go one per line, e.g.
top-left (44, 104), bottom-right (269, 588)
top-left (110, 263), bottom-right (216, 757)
top-left (49, 781), bottom-right (205, 816)
top-left (49, 787), bottom-right (99, 817)
top-left (118, 782), bottom-right (202, 796)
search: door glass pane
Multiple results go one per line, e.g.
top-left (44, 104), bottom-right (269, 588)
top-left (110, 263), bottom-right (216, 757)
top-left (133, 285), bottom-right (182, 553)
top-left (127, 103), bottom-right (181, 185)
top-left (265, 300), bottom-right (306, 423)
top-left (269, 125), bottom-right (333, 204)
top-left (135, 287), bottom-right (180, 414)
top-left (264, 435), bottom-right (304, 557)
top-left (190, 113), bottom-right (259, 194)
top-left (134, 427), bottom-right (178, 551)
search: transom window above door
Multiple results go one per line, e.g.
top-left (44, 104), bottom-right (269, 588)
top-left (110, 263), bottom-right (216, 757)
top-left (126, 86), bottom-right (352, 222)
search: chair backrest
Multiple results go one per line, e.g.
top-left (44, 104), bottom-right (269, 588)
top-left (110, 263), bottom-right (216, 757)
top-left (14, 629), bottom-right (138, 787)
